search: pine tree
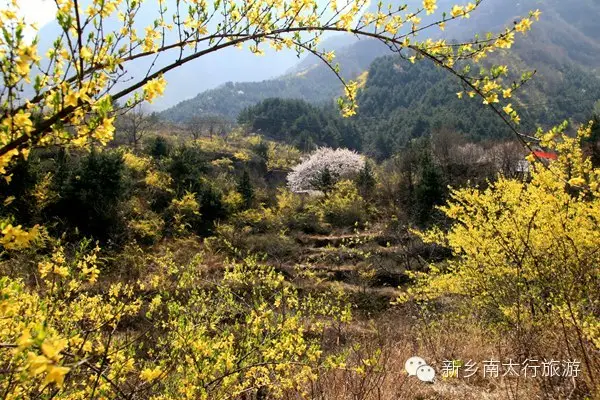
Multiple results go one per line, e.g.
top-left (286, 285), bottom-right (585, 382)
top-left (148, 136), bottom-right (171, 159)
top-left (237, 170), bottom-right (255, 209)
top-left (356, 160), bottom-right (376, 199)
top-left (413, 149), bottom-right (445, 226)
top-left (588, 114), bottom-right (600, 167)
top-left (314, 167), bottom-right (334, 194)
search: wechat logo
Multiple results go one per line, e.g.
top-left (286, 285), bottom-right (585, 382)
top-left (405, 356), bottom-right (436, 383)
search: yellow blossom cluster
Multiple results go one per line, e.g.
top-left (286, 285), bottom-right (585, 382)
top-left (0, 241), bottom-right (352, 398)
top-left (423, 0), bottom-right (437, 15)
top-left (403, 121), bottom-right (600, 391)
top-left (143, 75), bottom-right (167, 103)
top-left (0, 222), bottom-right (41, 250)
top-left (123, 151), bottom-right (152, 172)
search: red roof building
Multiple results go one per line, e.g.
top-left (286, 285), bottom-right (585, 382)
top-left (532, 150), bottom-right (558, 160)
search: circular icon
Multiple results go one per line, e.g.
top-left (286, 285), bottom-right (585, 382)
top-left (404, 356), bottom-right (427, 376)
top-left (416, 364), bottom-right (436, 383)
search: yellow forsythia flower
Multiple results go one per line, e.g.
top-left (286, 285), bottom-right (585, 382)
top-left (423, 0), bottom-right (437, 15)
top-left (44, 365), bottom-right (70, 387)
top-left (515, 18), bottom-right (532, 33)
top-left (143, 75), bottom-right (166, 103)
top-left (27, 353), bottom-right (52, 376)
top-left (568, 177), bottom-right (586, 187)
top-left (140, 367), bottom-right (163, 382)
top-left (41, 337), bottom-right (68, 361)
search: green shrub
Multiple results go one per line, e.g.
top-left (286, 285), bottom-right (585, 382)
top-left (231, 207), bottom-right (278, 233)
top-left (315, 180), bottom-right (369, 228)
top-left (243, 233), bottom-right (301, 259)
top-left (167, 144), bottom-right (210, 194)
top-left (288, 207), bottom-right (329, 234)
top-left (50, 149), bottom-right (127, 241)
top-left (146, 135), bottom-right (172, 159)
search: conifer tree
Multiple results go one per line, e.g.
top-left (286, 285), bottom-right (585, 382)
top-left (237, 169), bottom-right (255, 209)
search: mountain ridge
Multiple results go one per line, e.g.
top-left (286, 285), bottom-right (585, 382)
top-left (159, 0), bottom-right (600, 131)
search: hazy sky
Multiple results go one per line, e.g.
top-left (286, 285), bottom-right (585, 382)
top-left (19, 0), bottom-right (57, 39)
top-left (14, 0), bottom-right (363, 109)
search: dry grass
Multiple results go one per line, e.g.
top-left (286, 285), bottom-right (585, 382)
top-left (285, 308), bottom-right (597, 400)
top-left (10, 236), bottom-right (595, 399)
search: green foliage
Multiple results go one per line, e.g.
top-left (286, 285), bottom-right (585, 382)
top-left (147, 135), bottom-right (172, 159)
top-left (0, 154), bottom-right (42, 226)
top-left (0, 133), bottom-right (297, 244)
top-left (354, 55), bottom-right (600, 159)
top-left (51, 149), bottom-right (127, 241)
top-left (195, 181), bottom-right (228, 234)
top-left (584, 111), bottom-right (600, 167)
top-left (355, 160), bottom-right (377, 199)
top-left (314, 180), bottom-right (370, 228)
top-left (413, 150), bottom-right (445, 226)
top-left (373, 139), bottom-right (449, 227)
top-left (237, 170), bottom-right (255, 209)
top-left (252, 139), bottom-right (270, 166)
top-left (311, 167), bottom-right (335, 194)
top-left (167, 145), bottom-right (211, 194)
top-left (238, 98), bottom-right (362, 151)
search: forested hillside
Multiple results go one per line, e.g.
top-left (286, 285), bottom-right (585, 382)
top-left (356, 57), bottom-right (600, 158)
top-left (238, 99), bottom-right (362, 150)
top-left (161, 0), bottom-right (600, 146)
top-left (231, 57), bottom-right (600, 159)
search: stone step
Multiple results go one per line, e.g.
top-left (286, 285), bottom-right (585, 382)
top-left (295, 231), bottom-right (383, 248)
top-left (295, 263), bottom-right (409, 288)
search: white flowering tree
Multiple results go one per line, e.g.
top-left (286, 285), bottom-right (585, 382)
top-left (287, 147), bottom-right (365, 193)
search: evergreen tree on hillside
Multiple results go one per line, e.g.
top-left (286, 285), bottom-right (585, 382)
top-left (356, 160), bottom-right (376, 199)
top-left (413, 146), bottom-right (445, 226)
top-left (237, 170), bottom-right (255, 209)
top-left (355, 57), bottom-right (600, 157)
top-left (586, 113), bottom-right (600, 167)
top-left (148, 136), bottom-right (171, 159)
top-left (52, 150), bottom-right (126, 241)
